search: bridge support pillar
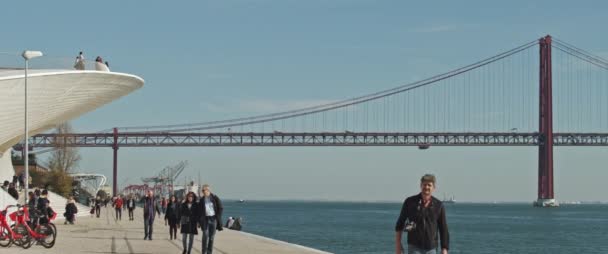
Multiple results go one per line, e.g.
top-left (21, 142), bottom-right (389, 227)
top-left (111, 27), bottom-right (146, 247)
top-left (112, 127), bottom-right (119, 196)
top-left (536, 35), bottom-right (558, 207)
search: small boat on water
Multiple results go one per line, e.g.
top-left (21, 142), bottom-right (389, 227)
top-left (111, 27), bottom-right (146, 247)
top-left (442, 195), bottom-right (456, 204)
top-left (237, 199), bottom-right (245, 203)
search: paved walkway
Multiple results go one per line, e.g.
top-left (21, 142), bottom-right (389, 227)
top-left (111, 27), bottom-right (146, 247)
top-left (7, 206), bottom-right (331, 254)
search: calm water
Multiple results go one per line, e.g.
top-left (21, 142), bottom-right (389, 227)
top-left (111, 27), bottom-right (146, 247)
top-left (223, 201), bottom-right (608, 254)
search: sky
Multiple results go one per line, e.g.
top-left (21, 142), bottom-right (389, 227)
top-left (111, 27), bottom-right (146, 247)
top-left (2, 0), bottom-right (608, 202)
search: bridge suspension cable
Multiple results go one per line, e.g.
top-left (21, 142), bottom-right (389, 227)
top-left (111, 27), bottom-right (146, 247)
top-left (111, 40), bottom-right (538, 133)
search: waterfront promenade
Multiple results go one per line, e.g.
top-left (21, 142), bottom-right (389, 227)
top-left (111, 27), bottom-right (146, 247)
top-left (7, 206), bottom-right (330, 254)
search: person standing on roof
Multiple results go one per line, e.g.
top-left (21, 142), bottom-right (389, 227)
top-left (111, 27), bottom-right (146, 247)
top-left (74, 51), bottom-right (85, 70)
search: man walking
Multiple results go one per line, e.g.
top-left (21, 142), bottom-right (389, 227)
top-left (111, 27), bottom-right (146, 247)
top-left (143, 190), bottom-right (160, 240)
top-left (114, 195), bottom-right (123, 221)
top-left (395, 174), bottom-right (449, 254)
top-left (199, 184), bottom-right (223, 254)
top-left (126, 195), bottom-right (136, 221)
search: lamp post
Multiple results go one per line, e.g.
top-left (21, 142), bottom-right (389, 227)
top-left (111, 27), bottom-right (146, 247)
top-left (22, 50), bottom-right (43, 205)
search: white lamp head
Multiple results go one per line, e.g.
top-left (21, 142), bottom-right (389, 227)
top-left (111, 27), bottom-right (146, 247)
top-left (22, 50), bottom-right (43, 60)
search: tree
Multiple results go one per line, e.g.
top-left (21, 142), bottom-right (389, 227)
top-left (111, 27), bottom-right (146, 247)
top-left (49, 170), bottom-right (73, 197)
top-left (47, 123), bottom-right (81, 173)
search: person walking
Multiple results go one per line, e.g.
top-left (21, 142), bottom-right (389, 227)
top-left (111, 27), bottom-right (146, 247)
top-left (95, 196), bottom-right (102, 218)
top-left (165, 195), bottom-right (179, 240)
top-left (64, 197), bottom-right (78, 224)
top-left (199, 184), bottom-right (223, 254)
top-left (143, 190), bottom-right (160, 240)
top-left (114, 195), bottom-right (123, 221)
top-left (18, 172), bottom-right (25, 191)
top-left (161, 197), bottom-right (167, 215)
top-left (37, 190), bottom-right (53, 225)
top-left (126, 195), bottom-right (136, 220)
top-left (179, 192), bottom-right (200, 254)
top-left (395, 174), bottom-right (449, 254)
top-left (12, 175), bottom-right (18, 188)
top-left (27, 191), bottom-right (39, 227)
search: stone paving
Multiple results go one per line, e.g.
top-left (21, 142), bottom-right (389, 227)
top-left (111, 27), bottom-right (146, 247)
top-left (4, 206), bottom-right (331, 254)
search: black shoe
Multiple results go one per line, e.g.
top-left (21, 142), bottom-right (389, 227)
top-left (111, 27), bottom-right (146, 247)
top-left (182, 251), bottom-right (186, 254)
top-left (144, 236), bottom-right (148, 240)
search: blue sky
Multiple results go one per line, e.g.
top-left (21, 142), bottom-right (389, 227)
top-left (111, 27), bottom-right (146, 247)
top-left (2, 0), bottom-right (608, 201)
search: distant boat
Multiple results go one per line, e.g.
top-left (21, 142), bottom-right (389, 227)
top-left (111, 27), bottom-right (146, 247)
top-left (417, 143), bottom-right (430, 150)
top-left (442, 195), bottom-right (456, 204)
top-left (237, 199), bottom-right (245, 203)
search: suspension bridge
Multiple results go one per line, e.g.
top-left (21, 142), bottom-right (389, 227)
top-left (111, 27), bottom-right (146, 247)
top-left (24, 35), bottom-right (608, 206)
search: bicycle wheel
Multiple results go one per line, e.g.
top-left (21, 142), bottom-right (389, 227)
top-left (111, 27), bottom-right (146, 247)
top-left (49, 223), bottom-right (57, 238)
top-left (37, 224), bottom-right (56, 248)
top-left (10, 224), bottom-right (31, 248)
top-left (0, 225), bottom-right (12, 247)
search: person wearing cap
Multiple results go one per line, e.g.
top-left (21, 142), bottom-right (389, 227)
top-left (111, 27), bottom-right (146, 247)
top-left (395, 174), bottom-right (449, 254)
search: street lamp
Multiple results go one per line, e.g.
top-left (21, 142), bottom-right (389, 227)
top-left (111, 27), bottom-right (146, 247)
top-left (22, 50), bottom-right (43, 205)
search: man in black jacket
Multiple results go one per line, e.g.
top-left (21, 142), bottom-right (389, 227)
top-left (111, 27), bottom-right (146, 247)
top-left (395, 174), bottom-right (449, 254)
top-left (199, 184), bottom-right (223, 254)
top-left (143, 190), bottom-right (160, 240)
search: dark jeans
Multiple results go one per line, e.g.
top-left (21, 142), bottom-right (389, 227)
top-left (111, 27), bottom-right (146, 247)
top-left (182, 233), bottom-right (194, 253)
top-left (144, 218), bottom-right (154, 239)
top-left (95, 205), bottom-right (101, 218)
top-left (202, 217), bottom-right (217, 254)
top-left (115, 208), bottom-right (122, 220)
top-left (128, 208), bottom-right (134, 220)
top-left (169, 222), bottom-right (177, 239)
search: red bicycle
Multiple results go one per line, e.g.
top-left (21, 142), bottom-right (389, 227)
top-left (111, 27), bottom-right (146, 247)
top-left (9, 204), bottom-right (57, 248)
top-left (0, 205), bottom-right (29, 248)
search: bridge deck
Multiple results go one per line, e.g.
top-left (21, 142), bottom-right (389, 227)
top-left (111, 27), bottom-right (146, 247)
top-left (28, 132), bottom-right (608, 147)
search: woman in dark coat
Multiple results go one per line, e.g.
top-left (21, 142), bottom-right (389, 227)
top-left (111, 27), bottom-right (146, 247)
top-left (178, 192), bottom-right (199, 254)
top-left (64, 197), bottom-right (78, 224)
top-left (164, 195), bottom-right (180, 240)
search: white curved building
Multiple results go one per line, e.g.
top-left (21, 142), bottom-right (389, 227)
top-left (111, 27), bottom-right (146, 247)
top-left (0, 68), bottom-right (144, 189)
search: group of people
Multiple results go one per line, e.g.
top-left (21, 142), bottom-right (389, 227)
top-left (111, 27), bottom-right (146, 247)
top-left (2, 173), bottom-right (30, 200)
top-left (142, 184), bottom-right (223, 254)
top-left (89, 195), bottom-right (137, 221)
top-left (6, 173), bottom-right (450, 254)
top-left (26, 189), bottom-right (55, 227)
top-left (74, 51), bottom-right (110, 71)
top-left (224, 216), bottom-right (242, 231)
